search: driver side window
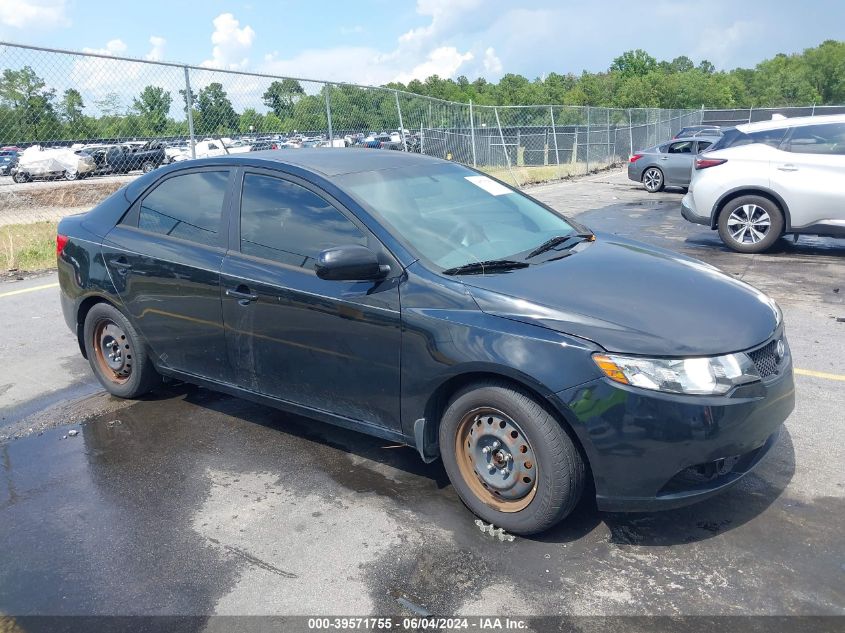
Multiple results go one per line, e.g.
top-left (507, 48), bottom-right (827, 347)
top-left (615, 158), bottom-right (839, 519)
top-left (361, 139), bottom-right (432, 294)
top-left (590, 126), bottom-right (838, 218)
top-left (239, 174), bottom-right (367, 268)
top-left (667, 141), bottom-right (693, 154)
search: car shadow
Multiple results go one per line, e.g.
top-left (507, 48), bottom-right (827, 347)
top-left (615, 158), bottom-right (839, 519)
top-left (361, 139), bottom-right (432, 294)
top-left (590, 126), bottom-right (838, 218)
top-left (144, 383), bottom-right (794, 546)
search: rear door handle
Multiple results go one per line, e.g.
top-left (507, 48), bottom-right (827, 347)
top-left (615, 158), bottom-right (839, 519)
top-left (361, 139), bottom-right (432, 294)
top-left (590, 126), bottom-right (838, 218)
top-left (660, 157), bottom-right (669, 160)
top-left (777, 164), bottom-right (798, 171)
top-left (226, 286), bottom-right (259, 304)
top-left (112, 258), bottom-right (132, 275)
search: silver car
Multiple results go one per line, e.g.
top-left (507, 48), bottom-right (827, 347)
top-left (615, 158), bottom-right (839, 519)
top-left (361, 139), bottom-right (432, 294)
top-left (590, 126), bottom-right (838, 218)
top-left (628, 136), bottom-right (720, 193)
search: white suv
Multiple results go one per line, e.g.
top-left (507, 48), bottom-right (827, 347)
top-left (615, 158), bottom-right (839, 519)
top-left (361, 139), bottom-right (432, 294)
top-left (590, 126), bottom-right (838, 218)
top-left (681, 114), bottom-right (845, 253)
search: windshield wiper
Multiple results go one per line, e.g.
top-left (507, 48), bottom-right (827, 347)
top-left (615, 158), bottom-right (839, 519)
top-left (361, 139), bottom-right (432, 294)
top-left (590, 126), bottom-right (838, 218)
top-left (526, 233), bottom-right (594, 259)
top-left (441, 259), bottom-right (529, 276)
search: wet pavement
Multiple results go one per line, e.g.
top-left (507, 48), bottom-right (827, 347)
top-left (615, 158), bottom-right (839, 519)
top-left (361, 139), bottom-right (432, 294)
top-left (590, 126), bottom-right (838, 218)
top-left (1, 169), bottom-right (844, 619)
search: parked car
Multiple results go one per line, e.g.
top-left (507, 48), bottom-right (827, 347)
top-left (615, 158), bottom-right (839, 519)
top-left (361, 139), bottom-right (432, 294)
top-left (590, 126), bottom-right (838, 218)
top-left (681, 114), bottom-right (845, 253)
top-left (57, 150), bottom-right (793, 534)
top-left (0, 149), bottom-right (18, 176)
top-left (674, 125), bottom-right (722, 139)
top-left (628, 136), bottom-right (720, 192)
top-left (12, 145), bottom-right (96, 182)
top-left (85, 143), bottom-right (166, 175)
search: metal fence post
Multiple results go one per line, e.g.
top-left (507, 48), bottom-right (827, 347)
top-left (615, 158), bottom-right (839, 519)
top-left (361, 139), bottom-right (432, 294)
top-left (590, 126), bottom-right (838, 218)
top-left (469, 100), bottom-right (477, 167)
top-left (748, 106), bottom-right (753, 123)
top-left (549, 106), bottom-right (560, 170)
top-left (811, 102), bottom-right (816, 117)
top-left (324, 87), bottom-right (333, 146)
top-left (183, 66), bottom-right (196, 159)
top-left (628, 109), bottom-right (634, 157)
top-left (394, 91), bottom-right (407, 152)
top-left (606, 109), bottom-right (611, 165)
top-left (586, 106), bottom-right (591, 174)
top-left (700, 104), bottom-right (705, 125)
top-left (494, 107), bottom-right (518, 187)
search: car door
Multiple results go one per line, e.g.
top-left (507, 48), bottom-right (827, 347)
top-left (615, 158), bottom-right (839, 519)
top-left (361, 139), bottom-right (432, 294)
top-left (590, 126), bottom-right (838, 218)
top-left (101, 167), bottom-right (236, 383)
top-left (220, 169), bottom-right (403, 431)
top-left (662, 140), bottom-right (695, 185)
top-left (770, 122), bottom-right (845, 228)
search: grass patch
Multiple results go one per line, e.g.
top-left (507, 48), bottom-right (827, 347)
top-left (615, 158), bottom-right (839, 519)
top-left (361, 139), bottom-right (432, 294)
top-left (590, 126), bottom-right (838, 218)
top-left (0, 221), bottom-right (57, 272)
top-left (478, 161), bottom-right (614, 187)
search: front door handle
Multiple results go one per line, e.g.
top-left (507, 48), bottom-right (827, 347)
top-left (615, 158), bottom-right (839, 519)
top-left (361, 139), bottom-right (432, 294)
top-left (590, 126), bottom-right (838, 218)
top-left (660, 156), bottom-right (669, 160)
top-left (226, 286), bottom-right (259, 304)
top-left (777, 164), bottom-right (798, 171)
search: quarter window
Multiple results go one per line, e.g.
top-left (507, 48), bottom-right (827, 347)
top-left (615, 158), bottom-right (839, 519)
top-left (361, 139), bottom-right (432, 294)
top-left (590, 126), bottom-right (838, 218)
top-left (138, 171), bottom-right (229, 246)
top-left (784, 123), bottom-right (845, 155)
top-left (239, 174), bottom-right (367, 268)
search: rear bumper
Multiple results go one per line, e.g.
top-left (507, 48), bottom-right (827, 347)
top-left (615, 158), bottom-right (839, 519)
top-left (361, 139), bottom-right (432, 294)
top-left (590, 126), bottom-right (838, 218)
top-left (555, 345), bottom-right (795, 513)
top-left (627, 162), bottom-right (644, 183)
top-left (681, 192), bottom-right (709, 226)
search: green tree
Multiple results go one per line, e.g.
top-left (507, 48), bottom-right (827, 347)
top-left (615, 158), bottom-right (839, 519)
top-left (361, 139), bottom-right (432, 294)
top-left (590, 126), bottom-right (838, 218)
top-left (610, 49), bottom-right (658, 78)
top-left (263, 79), bottom-right (305, 119)
top-left (804, 39), bottom-right (845, 104)
top-left (196, 83), bottom-right (238, 134)
top-left (59, 88), bottom-right (84, 125)
top-left (132, 86), bottom-right (172, 134)
top-left (0, 66), bottom-right (59, 141)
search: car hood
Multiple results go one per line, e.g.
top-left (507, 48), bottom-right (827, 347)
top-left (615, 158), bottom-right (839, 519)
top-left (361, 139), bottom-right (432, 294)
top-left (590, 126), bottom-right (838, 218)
top-left (462, 234), bottom-right (780, 356)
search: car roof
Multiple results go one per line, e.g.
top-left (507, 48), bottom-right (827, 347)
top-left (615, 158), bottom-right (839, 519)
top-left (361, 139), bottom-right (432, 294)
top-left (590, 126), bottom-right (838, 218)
top-left (736, 113), bottom-right (845, 133)
top-left (218, 148), bottom-right (445, 177)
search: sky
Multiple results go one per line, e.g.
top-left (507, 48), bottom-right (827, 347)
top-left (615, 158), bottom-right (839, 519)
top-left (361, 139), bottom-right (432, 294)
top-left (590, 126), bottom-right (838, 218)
top-left (0, 0), bottom-right (843, 86)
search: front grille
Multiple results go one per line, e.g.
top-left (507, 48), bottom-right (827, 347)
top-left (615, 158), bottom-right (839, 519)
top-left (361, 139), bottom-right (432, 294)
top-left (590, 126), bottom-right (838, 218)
top-left (748, 339), bottom-right (780, 378)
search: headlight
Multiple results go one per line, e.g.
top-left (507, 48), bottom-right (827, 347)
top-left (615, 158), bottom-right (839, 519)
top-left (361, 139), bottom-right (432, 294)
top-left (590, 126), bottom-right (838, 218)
top-left (593, 352), bottom-right (760, 395)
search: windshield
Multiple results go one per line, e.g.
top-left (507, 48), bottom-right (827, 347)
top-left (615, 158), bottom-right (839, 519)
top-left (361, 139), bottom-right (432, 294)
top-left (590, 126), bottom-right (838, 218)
top-left (339, 163), bottom-right (577, 270)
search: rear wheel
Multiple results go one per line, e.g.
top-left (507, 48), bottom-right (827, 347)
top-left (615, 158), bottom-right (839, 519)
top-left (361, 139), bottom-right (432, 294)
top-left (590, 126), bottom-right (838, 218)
top-left (63, 170), bottom-right (78, 181)
top-left (83, 303), bottom-right (160, 398)
top-left (439, 380), bottom-right (585, 535)
top-left (12, 171), bottom-right (29, 183)
top-left (642, 167), bottom-right (664, 193)
top-left (141, 161), bottom-right (155, 173)
top-left (717, 195), bottom-right (784, 253)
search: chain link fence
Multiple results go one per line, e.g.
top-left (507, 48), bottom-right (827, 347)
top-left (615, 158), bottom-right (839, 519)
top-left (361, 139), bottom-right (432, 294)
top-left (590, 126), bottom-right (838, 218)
top-left (0, 41), bottom-right (801, 231)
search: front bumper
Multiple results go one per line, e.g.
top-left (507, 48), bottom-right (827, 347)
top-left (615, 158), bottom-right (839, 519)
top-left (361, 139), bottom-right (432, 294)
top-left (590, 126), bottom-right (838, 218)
top-left (555, 347), bottom-right (795, 512)
top-left (681, 192), bottom-right (709, 226)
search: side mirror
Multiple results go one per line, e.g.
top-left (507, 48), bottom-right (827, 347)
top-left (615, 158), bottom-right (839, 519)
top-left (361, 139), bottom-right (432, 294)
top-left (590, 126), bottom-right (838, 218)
top-left (315, 245), bottom-right (389, 281)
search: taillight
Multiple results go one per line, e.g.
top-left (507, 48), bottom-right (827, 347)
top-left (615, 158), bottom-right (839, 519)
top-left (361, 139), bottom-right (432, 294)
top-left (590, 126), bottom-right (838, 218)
top-left (271, 143), bottom-right (278, 150)
top-left (56, 234), bottom-right (69, 256)
top-left (629, 154), bottom-right (643, 163)
top-left (695, 158), bottom-right (727, 170)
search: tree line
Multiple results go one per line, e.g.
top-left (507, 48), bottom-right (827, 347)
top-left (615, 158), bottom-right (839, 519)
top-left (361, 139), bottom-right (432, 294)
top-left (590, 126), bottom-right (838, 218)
top-left (0, 39), bottom-right (842, 144)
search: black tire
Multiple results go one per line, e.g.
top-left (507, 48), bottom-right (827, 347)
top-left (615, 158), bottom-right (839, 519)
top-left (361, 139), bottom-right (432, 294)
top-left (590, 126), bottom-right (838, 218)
top-left (141, 161), bottom-right (155, 173)
top-left (63, 170), bottom-right (78, 181)
top-left (83, 302), bottom-right (161, 398)
top-left (641, 166), bottom-right (664, 193)
top-left (717, 195), bottom-right (784, 254)
top-left (439, 380), bottom-right (585, 535)
top-left (12, 171), bottom-right (29, 183)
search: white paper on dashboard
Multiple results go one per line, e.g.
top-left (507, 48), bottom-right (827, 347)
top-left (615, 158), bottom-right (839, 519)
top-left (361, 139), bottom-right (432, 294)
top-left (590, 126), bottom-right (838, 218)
top-left (464, 175), bottom-right (513, 196)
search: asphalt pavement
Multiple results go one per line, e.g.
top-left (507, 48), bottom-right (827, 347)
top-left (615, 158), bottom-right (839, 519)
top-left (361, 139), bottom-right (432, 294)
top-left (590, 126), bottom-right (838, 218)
top-left (0, 168), bottom-right (843, 621)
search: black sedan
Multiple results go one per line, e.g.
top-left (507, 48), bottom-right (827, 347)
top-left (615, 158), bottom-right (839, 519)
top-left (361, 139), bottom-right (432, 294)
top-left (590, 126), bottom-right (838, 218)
top-left (57, 150), bottom-right (794, 534)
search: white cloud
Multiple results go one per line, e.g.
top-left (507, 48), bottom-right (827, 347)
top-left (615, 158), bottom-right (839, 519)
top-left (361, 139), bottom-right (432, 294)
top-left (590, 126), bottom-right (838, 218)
top-left (81, 39), bottom-right (127, 56)
top-left (399, 0), bottom-right (482, 48)
top-left (0, 0), bottom-right (69, 29)
top-left (145, 36), bottom-right (166, 62)
top-left (393, 46), bottom-right (474, 83)
top-left (483, 47), bottom-right (502, 75)
top-left (201, 13), bottom-right (256, 70)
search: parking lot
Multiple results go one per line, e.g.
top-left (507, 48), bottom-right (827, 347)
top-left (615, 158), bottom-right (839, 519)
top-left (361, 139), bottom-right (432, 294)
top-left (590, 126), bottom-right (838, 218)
top-left (0, 168), bottom-right (843, 621)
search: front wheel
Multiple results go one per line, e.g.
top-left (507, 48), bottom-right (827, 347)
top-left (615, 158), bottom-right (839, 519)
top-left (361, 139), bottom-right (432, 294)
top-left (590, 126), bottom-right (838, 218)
top-left (83, 303), bottom-right (161, 398)
top-left (717, 195), bottom-right (784, 253)
top-left (63, 170), bottom-right (78, 181)
top-left (141, 161), bottom-right (155, 173)
top-left (439, 380), bottom-right (585, 535)
top-left (12, 171), bottom-right (29, 183)
top-left (642, 167), bottom-right (664, 193)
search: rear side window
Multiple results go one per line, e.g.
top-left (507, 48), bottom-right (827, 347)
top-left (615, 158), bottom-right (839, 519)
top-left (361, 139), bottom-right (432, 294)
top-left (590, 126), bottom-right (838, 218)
top-left (667, 141), bottom-right (693, 154)
top-left (138, 171), bottom-right (229, 246)
top-left (239, 174), bottom-right (367, 268)
top-left (697, 141), bottom-right (713, 152)
top-left (784, 123), bottom-right (845, 155)
top-left (709, 127), bottom-right (786, 151)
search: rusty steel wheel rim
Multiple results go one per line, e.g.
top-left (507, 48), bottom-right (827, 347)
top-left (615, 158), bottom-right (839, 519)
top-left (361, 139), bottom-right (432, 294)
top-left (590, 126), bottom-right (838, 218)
top-left (92, 319), bottom-right (133, 385)
top-left (454, 407), bottom-right (538, 513)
